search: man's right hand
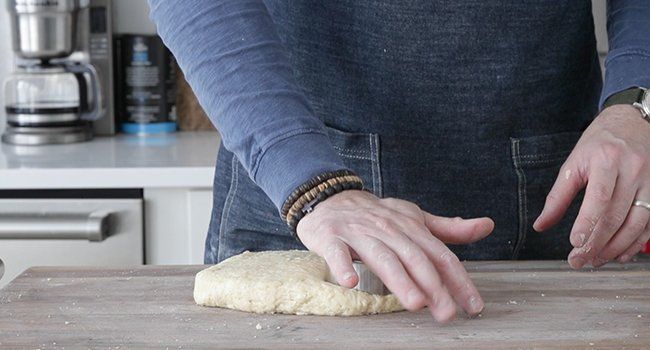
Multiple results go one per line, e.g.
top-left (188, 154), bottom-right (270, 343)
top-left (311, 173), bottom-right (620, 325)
top-left (296, 190), bottom-right (494, 323)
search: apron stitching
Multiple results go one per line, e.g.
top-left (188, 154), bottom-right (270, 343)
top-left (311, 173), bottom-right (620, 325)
top-left (370, 134), bottom-right (382, 197)
top-left (511, 139), bottom-right (528, 260)
top-left (519, 157), bottom-right (569, 166)
top-left (340, 154), bottom-right (372, 161)
top-left (519, 151), bottom-right (571, 159)
top-left (332, 145), bottom-right (370, 156)
top-left (217, 155), bottom-right (240, 262)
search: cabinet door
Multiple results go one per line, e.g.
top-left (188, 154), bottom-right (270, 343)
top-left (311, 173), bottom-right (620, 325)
top-left (186, 189), bottom-right (213, 264)
top-left (144, 188), bottom-right (212, 264)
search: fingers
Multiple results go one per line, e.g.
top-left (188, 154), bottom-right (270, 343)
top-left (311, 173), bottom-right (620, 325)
top-left (534, 162), bottom-right (584, 232)
top-left (423, 212), bottom-right (494, 245)
top-left (564, 162), bottom-right (617, 268)
top-left (355, 221), bottom-right (460, 322)
top-left (345, 228), bottom-right (458, 323)
top-left (388, 213), bottom-right (485, 316)
top-left (617, 226), bottom-right (650, 263)
top-left (592, 203), bottom-right (650, 267)
top-left (410, 231), bottom-right (485, 316)
top-left (343, 235), bottom-right (431, 312)
top-left (569, 163), bottom-right (638, 269)
top-left (321, 238), bottom-right (359, 288)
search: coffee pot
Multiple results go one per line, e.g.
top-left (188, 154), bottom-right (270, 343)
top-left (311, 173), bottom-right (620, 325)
top-left (3, 0), bottom-right (111, 145)
top-left (3, 62), bottom-right (101, 144)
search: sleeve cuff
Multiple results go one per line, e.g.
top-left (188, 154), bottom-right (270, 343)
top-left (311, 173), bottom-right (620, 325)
top-left (253, 132), bottom-right (347, 211)
top-left (600, 49), bottom-right (650, 109)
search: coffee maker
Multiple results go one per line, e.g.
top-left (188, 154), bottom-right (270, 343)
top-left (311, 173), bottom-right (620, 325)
top-left (3, 0), bottom-right (114, 145)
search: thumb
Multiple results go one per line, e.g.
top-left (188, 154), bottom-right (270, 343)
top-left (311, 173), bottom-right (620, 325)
top-left (423, 212), bottom-right (494, 244)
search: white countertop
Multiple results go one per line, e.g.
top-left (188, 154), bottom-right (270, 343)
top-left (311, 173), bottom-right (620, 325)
top-left (0, 131), bottom-right (221, 189)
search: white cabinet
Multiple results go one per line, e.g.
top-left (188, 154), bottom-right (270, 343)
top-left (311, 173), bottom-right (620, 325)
top-left (144, 187), bottom-right (213, 265)
top-left (0, 132), bottom-right (221, 285)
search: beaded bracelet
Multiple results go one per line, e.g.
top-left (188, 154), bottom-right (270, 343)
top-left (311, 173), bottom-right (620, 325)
top-left (282, 171), bottom-right (364, 241)
top-left (280, 169), bottom-right (356, 222)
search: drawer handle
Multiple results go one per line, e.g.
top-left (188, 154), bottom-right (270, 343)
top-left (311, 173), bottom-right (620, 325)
top-left (0, 211), bottom-right (112, 242)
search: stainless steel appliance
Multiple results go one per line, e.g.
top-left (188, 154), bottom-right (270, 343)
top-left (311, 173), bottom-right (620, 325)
top-left (0, 189), bottom-right (144, 288)
top-left (3, 0), bottom-right (115, 145)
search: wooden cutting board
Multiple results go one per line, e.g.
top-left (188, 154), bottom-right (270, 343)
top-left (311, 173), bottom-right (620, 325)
top-left (0, 261), bottom-right (649, 349)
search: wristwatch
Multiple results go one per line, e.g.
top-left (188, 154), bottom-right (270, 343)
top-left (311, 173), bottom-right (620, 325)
top-left (603, 87), bottom-right (650, 123)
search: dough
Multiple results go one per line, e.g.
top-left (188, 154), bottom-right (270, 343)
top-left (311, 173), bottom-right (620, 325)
top-left (193, 250), bottom-right (404, 316)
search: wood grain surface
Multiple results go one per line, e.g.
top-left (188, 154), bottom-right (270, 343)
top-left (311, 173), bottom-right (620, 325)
top-left (0, 261), bottom-right (649, 349)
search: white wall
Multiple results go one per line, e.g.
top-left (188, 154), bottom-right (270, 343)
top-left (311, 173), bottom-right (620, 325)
top-left (0, 6), bottom-right (12, 134)
top-left (112, 0), bottom-right (156, 35)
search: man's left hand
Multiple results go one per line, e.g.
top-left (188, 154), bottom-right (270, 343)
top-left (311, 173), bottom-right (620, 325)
top-left (533, 105), bottom-right (650, 269)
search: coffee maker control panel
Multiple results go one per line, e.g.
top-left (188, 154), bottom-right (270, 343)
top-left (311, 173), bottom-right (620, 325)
top-left (86, 0), bottom-right (115, 135)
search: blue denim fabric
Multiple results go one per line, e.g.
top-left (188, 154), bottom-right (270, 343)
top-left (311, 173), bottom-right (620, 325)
top-left (202, 1), bottom-right (603, 264)
top-left (149, 0), bottom-right (650, 214)
top-left (145, 1), bottom-right (650, 264)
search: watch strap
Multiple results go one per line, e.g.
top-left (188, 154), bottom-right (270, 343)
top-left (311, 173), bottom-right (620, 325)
top-left (603, 88), bottom-right (645, 109)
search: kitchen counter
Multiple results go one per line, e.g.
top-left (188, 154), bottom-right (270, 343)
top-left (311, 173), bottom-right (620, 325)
top-left (0, 131), bottom-right (221, 189)
top-left (1, 261), bottom-right (649, 349)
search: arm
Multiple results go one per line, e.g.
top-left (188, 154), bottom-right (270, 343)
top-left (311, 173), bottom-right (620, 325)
top-left (599, 0), bottom-right (650, 107)
top-left (148, 0), bottom-right (345, 210)
top-left (535, 0), bottom-right (650, 268)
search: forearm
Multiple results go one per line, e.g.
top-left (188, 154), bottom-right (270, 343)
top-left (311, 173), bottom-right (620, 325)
top-left (148, 0), bottom-right (346, 209)
top-left (600, 0), bottom-right (650, 107)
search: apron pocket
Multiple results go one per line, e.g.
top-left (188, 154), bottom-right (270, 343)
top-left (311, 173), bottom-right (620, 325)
top-left (217, 125), bottom-right (382, 260)
top-left (510, 131), bottom-right (583, 260)
top-left (324, 124), bottom-right (383, 197)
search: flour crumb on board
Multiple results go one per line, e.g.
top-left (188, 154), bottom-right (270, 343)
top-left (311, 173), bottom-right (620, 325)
top-left (638, 314), bottom-right (643, 318)
top-left (255, 323), bottom-right (262, 330)
top-left (589, 342), bottom-right (594, 346)
top-left (540, 293), bottom-right (545, 297)
top-left (508, 300), bottom-right (518, 305)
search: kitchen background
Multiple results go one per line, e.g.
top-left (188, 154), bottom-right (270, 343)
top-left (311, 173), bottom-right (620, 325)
top-left (0, 0), bottom-right (160, 134)
top-left (0, 0), bottom-right (612, 287)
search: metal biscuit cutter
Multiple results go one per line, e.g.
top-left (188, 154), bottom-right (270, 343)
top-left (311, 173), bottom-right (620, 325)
top-left (328, 260), bottom-right (389, 295)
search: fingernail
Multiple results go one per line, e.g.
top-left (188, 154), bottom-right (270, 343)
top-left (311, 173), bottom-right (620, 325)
top-left (343, 272), bottom-right (356, 281)
top-left (619, 255), bottom-right (630, 263)
top-left (571, 256), bottom-right (586, 269)
top-left (468, 296), bottom-right (483, 313)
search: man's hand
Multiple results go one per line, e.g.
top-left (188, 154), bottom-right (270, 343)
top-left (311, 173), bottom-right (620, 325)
top-left (534, 105), bottom-right (650, 269)
top-left (296, 190), bottom-right (494, 323)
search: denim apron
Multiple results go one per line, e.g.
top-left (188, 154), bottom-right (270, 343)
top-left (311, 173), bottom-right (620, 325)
top-left (205, 1), bottom-right (602, 264)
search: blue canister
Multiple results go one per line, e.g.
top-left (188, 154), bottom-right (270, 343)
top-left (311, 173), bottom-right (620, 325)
top-left (115, 34), bottom-right (177, 134)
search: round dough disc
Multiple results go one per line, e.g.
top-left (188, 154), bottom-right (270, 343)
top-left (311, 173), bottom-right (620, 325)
top-left (193, 250), bottom-right (404, 316)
